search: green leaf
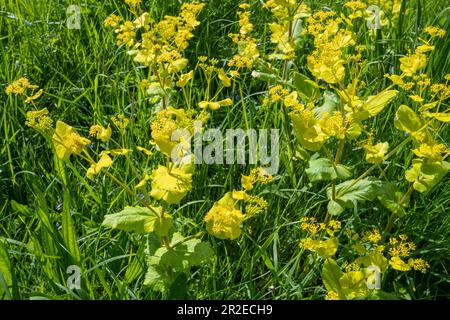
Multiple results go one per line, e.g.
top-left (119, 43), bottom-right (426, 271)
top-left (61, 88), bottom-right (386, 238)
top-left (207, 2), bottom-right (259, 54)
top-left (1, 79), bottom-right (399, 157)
top-left (364, 90), bottom-right (398, 116)
top-left (405, 159), bottom-right (450, 193)
top-left (322, 258), bottom-right (343, 293)
top-left (149, 234), bottom-right (213, 272)
top-left (346, 122), bottom-right (362, 140)
top-left (353, 90), bottom-right (398, 121)
top-left (314, 91), bottom-right (339, 117)
top-left (354, 250), bottom-right (388, 272)
top-left (0, 242), bottom-right (12, 298)
top-left (339, 270), bottom-right (368, 298)
top-left (314, 238), bottom-right (339, 258)
top-left (394, 105), bottom-right (423, 134)
top-left (144, 265), bottom-right (172, 292)
top-left (102, 206), bottom-right (173, 236)
top-left (327, 199), bottom-right (346, 215)
top-left (306, 158), bottom-right (351, 182)
top-left (375, 182), bottom-right (407, 217)
top-left (365, 290), bottom-right (400, 300)
top-left (292, 72), bottom-right (320, 100)
top-left (327, 179), bottom-right (379, 215)
top-left (10, 200), bottom-right (32, 217)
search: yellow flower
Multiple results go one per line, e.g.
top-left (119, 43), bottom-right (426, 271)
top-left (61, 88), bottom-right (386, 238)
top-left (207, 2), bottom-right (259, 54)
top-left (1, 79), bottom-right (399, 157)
top-left (400, 52), bottom-right (427, 77)
top-left (176, 70), bottom-right (193, 87)
top-left (217, 68), bottom-right (231, 87)
top-left (125, 0), bottom-right (141, 8)
top-left (135, 174), bottom-right (151, 189)
top-left (104, 14), bottom-right (122, 28)
top-left (5, 77), bottom-right (31, 96)
top-left (150, 162), bottom-right (193, 204)
top-left (111, 114), bottom-right (129, 132)
top-left (364, 142), bottom-right (389, 164)
top-left (89, 124), bottom-right (112, 142)
top-left (87, 153), bottom-right (113, 180)
top-left (104, 149), bottom-right (133, 156)
top-left (136, 146), bottom-right (154, 156)
top-left (325, 291), bottom-right (340, 300)
top-left (424, 26), bottom-right (446, 38)
top-left (151, 107), bottom-right (194, 156)
top-left (25, 89), bottom-right (43, 104)
top-left (25, 108), bottom-right (53, 131)
top-left (52, 121), bottom-right (91, 160)
top-left (411, 143), bottom-right (448, 162)
top-left (245, 195), bottom-right (268, 217)
top-left (231, 190), bottom-right (249, 201)
top-left (198, 98), bottom-right (233, 110)
top-left (204, 192), bottom-right (245, 240)
top-left (408, 258), bottom-right (429, 273)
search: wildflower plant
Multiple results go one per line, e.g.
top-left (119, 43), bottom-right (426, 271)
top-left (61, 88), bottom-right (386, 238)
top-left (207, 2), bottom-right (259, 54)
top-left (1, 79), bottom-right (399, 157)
top-left (5, 0), bottom-right (448, 300)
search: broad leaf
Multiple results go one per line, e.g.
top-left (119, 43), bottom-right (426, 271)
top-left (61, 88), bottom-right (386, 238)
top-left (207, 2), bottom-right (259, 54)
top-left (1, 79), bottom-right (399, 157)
top-left (149, 234), bottom-right (213, 272)
top-left (292, 72), bottom-right (320, 101)
top-left (353, 90), bottom-right (398, 121)
top-left (322, 258), bottom-right (343, 293)
top-left (394, 105), bottom-right (423, 133)
top-left (423, 112), bottom-right (450, 122)
top-left (405, 160), bottom-right (450, 193)
top-left (327, 179), bottom-right (379, 215)
top-left (102, 206), bottom-right (173, 236)
top-left (314, 91), bottom-right (339, 117)
top-left (144, 265), bottom-right (172, 292)
top-left (374, 182), bottom-right (407, 217)
top-left (306, 158), bottom-right (352, 182)
top-left (364, 90), bottom-right (398, 116)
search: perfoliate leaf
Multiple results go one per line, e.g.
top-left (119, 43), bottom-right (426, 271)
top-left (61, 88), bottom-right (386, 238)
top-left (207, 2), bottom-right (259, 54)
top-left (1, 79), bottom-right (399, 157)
top-left (327, 199), bottom-right (346, 215)
top-left (306, 158), bottom-right (352, 182)
top-left (314, 91), bottom-right (339, 117)
top-left (405, 159), bottom-right (450, 193)
top-left (322, 259), bottom-right (343, 294)
top-left (314, 238), bottom-right (339, 258)
top-left (292, 72), bottom-right (320, 100)
top-left (423, 112), bottom-right (450, 122)
top-left (352, 90), bottom-right (398, 121)
top-left (102, 206), bottom-right (173, 236)
top-left (149, 233), bottom-right (214, 272)
top-left (394, 105), bottom-right (423, 134)
top-left (355, 250), bottom-right (389, 273)
top-left (339, 270), bottom-right (368, 299)
top-left (364, 90), bottom-right (398, 117)
top-left (346, 122), bottom-right (362, 140)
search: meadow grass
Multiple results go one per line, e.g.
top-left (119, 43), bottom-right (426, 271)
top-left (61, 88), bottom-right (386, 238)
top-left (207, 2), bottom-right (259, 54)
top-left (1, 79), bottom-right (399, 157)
top-left (0, 0), bottom-right (449, 300)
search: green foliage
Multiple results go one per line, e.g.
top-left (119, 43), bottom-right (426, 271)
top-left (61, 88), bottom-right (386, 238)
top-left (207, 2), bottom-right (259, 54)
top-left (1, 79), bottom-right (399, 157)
top-left (102, 206), bottom-right (172, 237)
